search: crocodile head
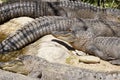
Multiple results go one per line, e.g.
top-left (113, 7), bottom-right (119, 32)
top-left (52, 25), bottom-right (95, 51)
top-left (52, 21), bottom-right (88, 42)
top-left (0, 55), bottom-right (46, 75)
top-left (0, 58), bottom-right (30, 75)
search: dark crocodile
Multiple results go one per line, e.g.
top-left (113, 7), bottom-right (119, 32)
top-left (0, 0), bottom-right (119, 24)
top-left (1, 16), bottom-right (120, 54)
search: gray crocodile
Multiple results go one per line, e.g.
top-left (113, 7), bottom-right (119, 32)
top-left (0, 0), bottom-right (59, 24)
top-left (52, 27), bottom-right (120, 65)
top-left (0, 0), bottom-right (119, 24)
top-left (0, 16), bottom-right (83, 53)
top-left (83, 19), bottom-right (120, 37)
top-left (0, 55), bottom-right (120, 80)
top-left (1, 16), bottom-right (120, 54)
top-left (0, 69), bottom-right (39, 80)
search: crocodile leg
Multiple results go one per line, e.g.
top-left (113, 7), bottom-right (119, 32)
top-left (86, 44), bottom-right (106, 60)
top-left (109, 59), bottom-right (120, 65)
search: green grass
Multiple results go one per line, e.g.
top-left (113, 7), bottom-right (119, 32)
top-left (81, 0), bottom-right (120, 9)
top-left (1, 0), bottom-right (120, 9)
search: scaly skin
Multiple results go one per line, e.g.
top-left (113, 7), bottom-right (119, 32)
top-left (0, 69), bottom-right (39, 80)
top-left (0, 0), bottom-right (119, 24)
top-left (0, 55), bottom-right (120, 80)
top-left (0, 16), bottom-right (120, 54)
top-left (0, 0), bottom-right (65, 24)
top-left (83, 19), bottom-right (120, 37)
top-left (0, 16), bottom-right (81, 53)
top-left (53, 28), bottom-right (120, 65)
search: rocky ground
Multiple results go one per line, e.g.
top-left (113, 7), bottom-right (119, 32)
top-left (0, 17), bottom-right (120, 80)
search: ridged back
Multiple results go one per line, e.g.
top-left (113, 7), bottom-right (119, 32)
top-left (57, 1), bottom-right (120, 20)
top-left (0, 0), bottom-right (119, 24)
top-left (0, 0), bottom-right (64, 24)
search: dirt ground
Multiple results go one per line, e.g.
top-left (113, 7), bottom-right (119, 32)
top-left (66, 55), bottom-right (120, 72)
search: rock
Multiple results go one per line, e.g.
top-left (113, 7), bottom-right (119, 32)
top-left (66, 55), bottom-right (100, 65)
top-left (78, 55), bottom-right (100, 63)
top-left (23, 34), bottom-right (99, 65)
top-left (22, 35), bottom-right (74, 64)
top-left (65, 55), bottom-right (120, 73)
top-left (0, 17), bottom-right (34, 41)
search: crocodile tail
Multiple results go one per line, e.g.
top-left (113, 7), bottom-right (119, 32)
top-left (0, 0), bottom-right (60, 24)
top-left (0, 0), bottom-right (37, 24)
top-left (0, 16), bottom-right (78, 53)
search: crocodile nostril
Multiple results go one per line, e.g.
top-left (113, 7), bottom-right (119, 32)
top-left (37, 73), bottom-right (42, 79)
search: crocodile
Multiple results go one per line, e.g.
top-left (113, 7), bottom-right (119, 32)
top-left (0, 0), bottom-right (119, 24)
top-left (0, 69), bottom-right (39, 80)
top-left (0, 16), bottom-right (120, 54)
top-left (0, 16), bottom-right (83, 53)
top-left (0, 55), bottom-right (120, 80)
top-left (82, 19), bottom-right (120, 37)
top-left (52, 27), bottom-right (120, 65)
